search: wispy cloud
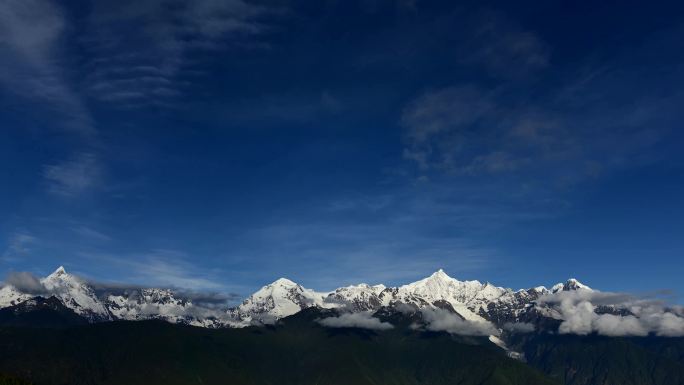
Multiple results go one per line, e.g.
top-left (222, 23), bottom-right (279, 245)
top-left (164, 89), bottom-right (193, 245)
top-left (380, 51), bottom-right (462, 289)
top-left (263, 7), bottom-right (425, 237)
top-left (399, 12), bottom-right (681, 185)
top-left (2, 0), bottom-right (283, 202)
top-left (400, 79), bottom-right (676, 184)
top-left (81, 0), bottom-right (277, 107)
top-left (503, 322), bottom-right (535, 334)
top-left (400, 85), bottom-right (565, 176)
top-left (2, 232), bottom-right (37, 262)
top-left (0, 0), bottom-right (94, 135)
top-left (81, 249), bottom-right (229, 291)
top-left (461, 11), bottom-right (550, 78)
top-left (2, 271), bottom-right (48, 295)
top-left (240, 218), bottom-right (494, 290)
top-left (70, 225), bottom-right (111, 242)
top-left (138, 256), bottom-right (227, 290)
top-left (227, 173), bottom-right (574, 290)
top-left (0, 1), bottom-right (105, 202)
top-left (43, 153), bottom-right (102, 197)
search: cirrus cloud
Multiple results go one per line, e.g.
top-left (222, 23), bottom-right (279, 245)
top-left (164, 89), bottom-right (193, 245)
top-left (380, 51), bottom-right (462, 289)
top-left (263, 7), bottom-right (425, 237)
top-left (43, 153), bottom-right (102, 197)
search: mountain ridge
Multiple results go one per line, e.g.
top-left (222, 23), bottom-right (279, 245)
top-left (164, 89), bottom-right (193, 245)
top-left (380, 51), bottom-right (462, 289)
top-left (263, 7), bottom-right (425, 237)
top-left (0, 266), bottom-right (597, 331)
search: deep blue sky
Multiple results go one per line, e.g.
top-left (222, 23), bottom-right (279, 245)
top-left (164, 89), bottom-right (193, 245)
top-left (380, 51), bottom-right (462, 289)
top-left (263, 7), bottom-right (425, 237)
top-left (1, 0), bottom-right (683, 298)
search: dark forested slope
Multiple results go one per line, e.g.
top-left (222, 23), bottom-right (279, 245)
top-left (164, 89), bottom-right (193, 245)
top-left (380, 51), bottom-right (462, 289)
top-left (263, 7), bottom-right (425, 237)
top-left (0, 308), bottom-right (555, 385)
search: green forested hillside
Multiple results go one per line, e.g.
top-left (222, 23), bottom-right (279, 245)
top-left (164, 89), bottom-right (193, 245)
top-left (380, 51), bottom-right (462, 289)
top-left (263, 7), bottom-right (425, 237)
top-left (3, 306), bottom-right (684, 385)
top-left (513, 334), bottom-right (684, 385)
top-left (0, 310), bottom-right (556, 385)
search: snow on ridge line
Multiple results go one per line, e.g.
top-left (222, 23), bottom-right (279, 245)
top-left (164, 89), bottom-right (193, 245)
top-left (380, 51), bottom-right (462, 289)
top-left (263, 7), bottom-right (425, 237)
top-left (1, 266), bottom-right (594, 328)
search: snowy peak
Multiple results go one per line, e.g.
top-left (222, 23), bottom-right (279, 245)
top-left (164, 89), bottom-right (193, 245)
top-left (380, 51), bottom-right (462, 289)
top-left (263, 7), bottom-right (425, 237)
top-left (399, 269), bottom-right (493, 302)
top-left (0, 285), bottom-right (32, 308)
top-left (42, 266), bottom-right (77, 288)
top-left (529, 286), bottom-right (548, 294)
top-left (423, 268), bottom-right (476, 286)
top-left (232, 278), bottom-right (329, 324)
top-left (565, 278), bottom-right (591, 291)
top-left (430, 268), bottom-right (451, 280)
top-left (326, 283), bottom-right (386, 311)
top-left (40, 266), bottom-right (110, 321)
top-left (269, 277), bottom-right (298, 288)
top-left (401, 269), bottom-right (450, 291)
top-left (391, 270), bottom-right (506, 322)
top-left (43, 266), bottom-right (76, 287)
top-left (1, 265), bottom-right (600, 330)
top-left (552, 278), bottom-right (592, 293)
top-left (105, 287), bottom-right (216, 327)
top-left (254, 278), bottom-right (307, 298)
top-left (51, 266), bottom-right (67, 277)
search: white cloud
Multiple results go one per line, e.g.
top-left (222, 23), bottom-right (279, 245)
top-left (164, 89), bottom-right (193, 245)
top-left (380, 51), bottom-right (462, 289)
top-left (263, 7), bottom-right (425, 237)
top-left (593, 314), bottom-right (647, 337)
top-left (318, 311), bottom-right (394, 330)
top-left (3, 271), bottom-right (49, 295)
top-left (418, 308), bottom-right (499, 336)
top-left (539, 290), bottom-right (684, 337)
top-left (503, 322), bottom-right (536, 334)
top-left (640, 312), bottom-right (684, 337)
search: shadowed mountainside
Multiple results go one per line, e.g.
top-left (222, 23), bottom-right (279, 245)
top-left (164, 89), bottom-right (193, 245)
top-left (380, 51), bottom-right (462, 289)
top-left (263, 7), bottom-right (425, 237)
top-left (2, 303), bottom-right (684, 385)
top-left (0, 308), bottom-right (556, 385)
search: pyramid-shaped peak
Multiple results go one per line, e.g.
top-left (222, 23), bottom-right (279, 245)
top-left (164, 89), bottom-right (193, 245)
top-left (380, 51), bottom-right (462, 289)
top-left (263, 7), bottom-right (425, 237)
top-left (270, 277), bottom-right (298, 287)
top-left (430, 269), bottom-right (452, 279)
top-left (43, 265), bottom-right (83, 285)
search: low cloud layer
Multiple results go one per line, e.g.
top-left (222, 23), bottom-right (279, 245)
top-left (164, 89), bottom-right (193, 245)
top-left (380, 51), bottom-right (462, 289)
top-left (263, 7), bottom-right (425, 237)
top-left (418, 308), bottom-right (500, 336)
top-left (90, 283), bottom-right (242, 323)
top-left (503, 322), bottom-right (536, 334)
top-left (109, 294), bottom-right (235, 323)
top-left (4, 272), bottom-right (49, 295)
top-left (91, 282), bottom-right (240, 309)
top-left (539, 290), bottom-right (684, 337)
top-left (318, 312), bottom-right (394, 331)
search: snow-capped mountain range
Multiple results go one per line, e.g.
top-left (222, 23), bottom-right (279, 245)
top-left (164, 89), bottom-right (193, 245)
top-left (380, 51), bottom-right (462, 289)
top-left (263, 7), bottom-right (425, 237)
top-left (0, 266), bottom-right (593, 329)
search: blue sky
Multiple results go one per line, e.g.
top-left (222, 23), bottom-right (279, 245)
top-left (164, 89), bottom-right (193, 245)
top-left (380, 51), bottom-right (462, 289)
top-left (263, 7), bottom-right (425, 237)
top-left (1, 0), bottom-right (683, 299)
